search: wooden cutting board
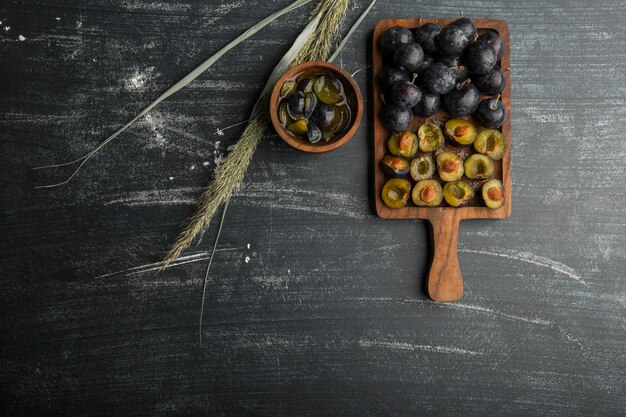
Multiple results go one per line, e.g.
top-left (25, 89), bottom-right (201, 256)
top-left (372, 18), bottom-right (512, 302)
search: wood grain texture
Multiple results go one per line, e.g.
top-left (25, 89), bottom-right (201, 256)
top-left (1, 1), bottom-right (625, 416)
top-left (372, 18), bottom-right (511, 301)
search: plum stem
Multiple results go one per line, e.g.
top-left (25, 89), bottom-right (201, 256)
top-left (491, 93), bottom-right (501, 109)
top-left (460, 10), bottom-right (464, 18)
top-left (473, 33), bottom-right (479, 42)
top-left (380, 93), bottom-right (387, 105)
top-left (411, 73), bottom-right (418, 84)
top-left (457, 78), bottom-right (472, 89)
top-left (503, 67), bottom-right (510, 73)
top-left (418, 16), bottom-right (423, 25)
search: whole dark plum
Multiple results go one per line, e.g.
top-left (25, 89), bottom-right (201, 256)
top-left (379, 26), bottom-right (414, 58)
top-left (475, 97), bottom-right (506, 128)
top-left (390, 81), bottom-right (422, 109)
top-left (473, 67), bottom-right (506, 95)
top-left (287, 91), bottom-right (305, 118)
top-left (438, 54), bottom-right (469, 82)
top-left (412, 91), bottom-right (440, 117)
top-left (382, 105), bottom-right (413, 131)
top-left (377, 66), bottom-right (411, 92)
top-left (442, 82), bottom-right (480, 117)
top-left (306, 122), bottom-right (323, 144)
top-left (394, 43), bottom-right (424, 73)
top-left (436, 26), bottom-right (469, 56)
top-left (415, 54), bottom-right (434, 77)
top-left (449, 17), bottom-right (477, 40)
top-left (464, 41), bottom-right (497, 74)
top-left (478, 32), bottom-right (505, 60)
top-left (412, 23), bottom-right (442, 54)
top-left (312, 103), bottom-right (335, 129)
top-left (423, 62), bottom-right (456, 94)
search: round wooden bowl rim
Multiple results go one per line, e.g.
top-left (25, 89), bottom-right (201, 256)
top-left (269, 61), bottom-right (363, 153)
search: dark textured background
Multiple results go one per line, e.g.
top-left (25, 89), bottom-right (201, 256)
top-left (1, 0), bottom-right (625, 416)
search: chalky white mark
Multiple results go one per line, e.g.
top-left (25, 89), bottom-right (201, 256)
top-left (245, 256), bottom-right (250, 263)
top-left (202, 161), bottom-right (210, 167)
top-left (56, 17), bottom-right (61, 21)
top-left (169, 176), bottom-right (174, 181)
top-left (93, 249), bottom-right (239, 280)
top-left (143, 113), bottom-right (166, 147)
top-left (4, 26), bottom-right (10, 32)
top-left (359, 338), bottom-right (482, 356)
top-left (190, 164), bottom-right (195, 170)
top-left (18, 34), bottom-right (26, 41)
top-left (214, 153), bottom-right (224, 167)
top-left (125, 67), bottom-right (155, 91)
top-left (247, 243), bottom-right (250, 249)
top-left (76, 21), bottom-right (83, 29)
top-left (459, 248), bottom-right (587, 286)
top-left (202, 0), bottom-right (246, 26)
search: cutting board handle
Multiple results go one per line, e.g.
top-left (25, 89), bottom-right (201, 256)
top-left (427, 210), bottom-right (464, 302)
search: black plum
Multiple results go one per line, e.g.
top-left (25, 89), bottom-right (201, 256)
top-left (412, 91), bottom-right (440, 117)
top-left (412, 23), bottom-right (441, 54)
top-left (423, 62), bottom-right (456, 94)
top-left (377, 66), bottom-right (411, 92)
top-left (478, 32), bottom-right (505, 60)
top-left (442, 82), bottom-right (480, 117)
top-left (475, 97), bottom-right (506, 128)
top-left (382, 105), bottom-right (413, 131)
top-left (449, 17), bottom-right (477, 39)
top-left (306, 122), bottom-right (323, 144)
top-left (394, 43), bottom-right (424, 73)
top-left (436, 26), bottom-right (469, 56)
top-left (415, 55), bottom-right (434, 76)
top-left (287, 91), bottom-right (305, 118)
top-left (438, 54), bottom-right (469, 82)
top-left (379, 26), bottom-right (414, 58)
top-left (464, 41), bottom-right (497, 74)
top-left (473, 67), bottom-right (506, 94)
top-left (390, 81), bottom-right (422, 109)
top-left (312, 103), bottom-right (335, 128)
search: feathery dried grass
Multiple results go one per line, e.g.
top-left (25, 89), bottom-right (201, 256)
top-left (162, 0), bottom-right (351, 268)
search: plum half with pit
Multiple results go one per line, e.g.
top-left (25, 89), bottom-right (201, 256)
top-left (389, 81), bottom-right (422, 109)
top-left (382, 105), bottom-right (413, 131)
top-left (464, 41), bottom-right (497, 74)
top-left (475, 96), bottom-right (506, 128)
top-left (379, 26), bottom-right (414, 58)
top-left (394, 43), bottom-right (424, 73)
top-left (423, 62), bottom-right (456, 94)
top-left (412, 23), bottom-right (442, 54)
top-left (442, 82), bottom-right (480, 117)
top-left (412, 179), bottom-right (443, 207)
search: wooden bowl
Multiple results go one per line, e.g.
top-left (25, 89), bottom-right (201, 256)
top-left (269, 61), bottom-right (363, 153)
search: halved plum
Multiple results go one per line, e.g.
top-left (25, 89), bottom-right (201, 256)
top-left (436, 151), bottom-right (464, 181)
top-left (474, 129), bottom-right (506, 160)
top-left (444, 118), bottom-right (477, 146)
top-left (443, 180), bottom-right (474, 207)
top-left (412, 179), bottom-right (443, 207)
top-left (482, 179), bottom-right (505, 209)
top-left (464, 154), bottom-right (495, 179)
top-left (381, 155), bottom-right (410, 177)
top-left (410, 153), bottom-right (435, 181)
top-left (388, 130), bottom-right (418, 157)
top-left (382, 178), bottom-right (411, 209)
top-left (417, 123), bottom-right (444, 152)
